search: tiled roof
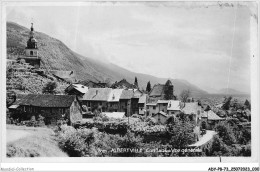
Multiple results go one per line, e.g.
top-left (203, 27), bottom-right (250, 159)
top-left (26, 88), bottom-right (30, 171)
top-left (15, 94), bottom-right (76, 107)
top-left (181, 102), bottom-right (201, 114)
top-left (68, 84), bottom-right (88, 94)
top-left (149, 84), bottom-right (164, 97)
top-left (157, 100), bottom-right (169, 104)
top-left (107, 89), bottom-right (123, 102)
top-left (120, 89), bottom-right (134, 99)
top-left (133, 89), bottom-right (143, 98)
top-left (153, 111), bottom-right (167, 117)
top-left (146, 103), bottom-right (157, 106)
top-left (201, 110), bottom-right (224, 120)
top-left (138, 94), bottom-right (147, 103)
top-left (111, 79), bottom-right (137, 89)
top-left (167, 100), bottom-right (182, 111)
top-left (102, 112), bottom-right (125, 119)
top-left (82, 88), bottom-right (112, 101)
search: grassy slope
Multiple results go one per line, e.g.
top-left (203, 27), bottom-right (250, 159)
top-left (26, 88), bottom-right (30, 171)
top-left (6, 125), bottom-right (68, 157)
top-left (7, 21), bottom-right (208, 97)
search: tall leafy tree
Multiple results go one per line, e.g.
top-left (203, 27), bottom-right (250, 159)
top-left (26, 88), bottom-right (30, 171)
top-left (146, 81), bottom-right (151, 92)
top-left (42, 81), bottom-right (57, 94)
top-left (179, 89), bottom-right (190, 102)
top-left (134, 77), bottom-right (138, 88)
top-left (164, 80), bottom-right (174, 100)
top-left (222, 96), bottom-right (232, 110)
top-left (244, 99), bottom-right (251, 110)
top-left (168, 119), bottom-right (195, 155)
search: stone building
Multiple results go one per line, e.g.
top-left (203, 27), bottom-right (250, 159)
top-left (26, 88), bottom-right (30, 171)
top-left (81, 88), bottom-right (112, 112)
top-left (10, 94), bottom-right (82, 125)
top-left (119, 89), bottom-right (134, 116)
top-left (148, 80), bottom-right (176, 103)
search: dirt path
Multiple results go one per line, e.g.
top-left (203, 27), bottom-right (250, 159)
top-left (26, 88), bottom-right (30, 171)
top-left (189, 130), bottom-right (216, 147)
top-left (7, 129), bottom-right (31, 143)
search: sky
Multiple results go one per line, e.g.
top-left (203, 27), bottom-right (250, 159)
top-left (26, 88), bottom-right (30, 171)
top-left (6, 2), bottom-right (254, 93)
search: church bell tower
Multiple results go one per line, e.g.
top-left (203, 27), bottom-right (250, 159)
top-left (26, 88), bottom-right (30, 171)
top-left (25, 23), bottom-right (38, 57)
top-left (21, 23), bottom-right (41, 68)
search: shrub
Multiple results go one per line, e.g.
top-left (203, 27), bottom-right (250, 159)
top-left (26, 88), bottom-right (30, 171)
top-left (57, 126), bottom-right (97, 157)
top-left (168, 119), bottom-right (196, 152)
top-left (214, 121), bottom-right (236, 145)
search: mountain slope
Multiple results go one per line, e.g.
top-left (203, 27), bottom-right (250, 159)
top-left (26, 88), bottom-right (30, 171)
top-left (6, 21), bottom-right (208, 97)
top-left (217, 88), bottom-right (247, 95)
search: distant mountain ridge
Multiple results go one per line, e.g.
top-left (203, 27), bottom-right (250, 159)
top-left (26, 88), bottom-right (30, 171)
top-left (217, 88), bottom-right (247, 95)
top-left (6, 21), bottom-right (208, 97)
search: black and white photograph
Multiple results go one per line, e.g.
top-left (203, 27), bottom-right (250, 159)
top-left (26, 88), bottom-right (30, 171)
top-left (1, 0), bottom-right (259, 171)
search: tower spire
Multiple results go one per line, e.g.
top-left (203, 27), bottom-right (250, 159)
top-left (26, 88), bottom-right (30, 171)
top-left (31, 23), bottom-right (34, 31)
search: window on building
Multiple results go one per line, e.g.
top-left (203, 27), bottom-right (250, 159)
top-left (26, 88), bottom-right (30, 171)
top-left (153, 106), bottom-right (156, 110)
top-left (30, 51), bottom-right (33, 56)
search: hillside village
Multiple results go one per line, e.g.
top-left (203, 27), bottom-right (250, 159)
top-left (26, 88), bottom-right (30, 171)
top-left (6, 23), bottom-right (252, 157)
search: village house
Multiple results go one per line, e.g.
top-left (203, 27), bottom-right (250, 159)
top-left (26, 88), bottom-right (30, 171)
top-left (200, 110), bottom-right (225, 130)
top-left (107, 89), bottom-right (124, 112)
top-left (81, 88), bottom-right (112, 112)
top-left (119, 89), bottom-right (134, 116)
top-left (9, 94), bottom-right (82, 125)
top-left (148, 80), bottom-right (176, 103)
top-left (111, 79), bottom-right (137, 89)
top-left (181, 102), bottom-right (203, 124)
top-left (152, 111), bottom-right (168, 124)
top-left (157, 100), bottom-right (169, 113)
top-left (146, 102), bottom-right (158, 116)
top-left (79, 80), bottom-right (108, 88)
top-left (167, 100), bottom-right (182, 115)
top-left (131, 89), bottom-right (143, 115)
top-left (65, 83), bottom-right (88, 100)
top-left (138, 94), bottom-right (147, 116)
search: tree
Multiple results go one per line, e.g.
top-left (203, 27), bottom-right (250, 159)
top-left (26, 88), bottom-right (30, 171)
top-left (164, 80), bottom-right (174, 100)
top-left (42, 81), bottom-right (57, 94)
top-left (146, 81), bottom-right (151, 92)
top-left (222, 96), bottom-right (232, 110)
top-left (179, 89), bottom-right (191, 102)
top-left (214, 121), bottom-right (236, 146)
top-left (168, 119), bottom-right (195, 155)
top-left (244, 99), bottom-right (251, 110)
top-left (134, 77), bottom-right (138, 88)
